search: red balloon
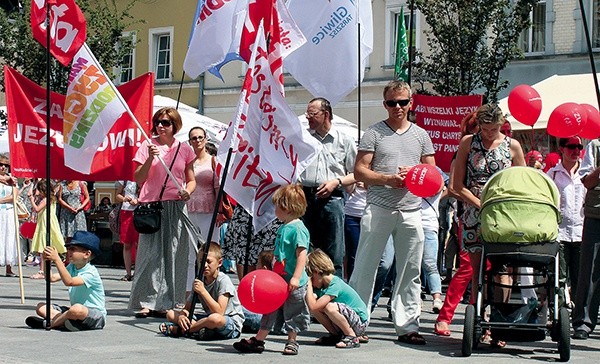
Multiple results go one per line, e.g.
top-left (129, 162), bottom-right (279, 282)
top-left (547, 102), bottom-right (587, 138)
top-left (507, 84), bottom-right (542, 126)
top-left (405, 164), bottom-right (443, 198)
top-left (578, 103), bottom-right (600, 140)
top-left (20, 221), bottom-right (36, 239)
top-left (238, 269), bottom-right (289, 314)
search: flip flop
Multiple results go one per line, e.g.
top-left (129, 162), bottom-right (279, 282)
top-left (397, 332), bottom-right (427, 345)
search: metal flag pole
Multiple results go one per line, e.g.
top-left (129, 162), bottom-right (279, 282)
top-left (578, 0), bottom-right (600, 109)
top-left (44, 0), bottom-right (52, 330)
top-left (407, 0), bottom-right (415, 85)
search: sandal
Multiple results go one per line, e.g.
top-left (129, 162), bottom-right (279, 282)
top-left (434, 321), bottom-right (451, 337)
top-left (233, 337), bottom-right (265, 353)
top-left (283, 340), bottom-right (299, 355)
top-left (490, 339), bottom-right (506, 348)
top-left (397, 332), bottom-right (427, 345)
top-left (30, 271), bottom-right (44, 279)
top-left (120, 274), bottom-right (133, 281)
top-left (335, 335), bottom-right (360, 349)
top-left (159, 322), bottom-right (182, 337)
top-left (358, 335), bottom-right (369, 343)
top-left (315, 333), bottom-right (342, 346)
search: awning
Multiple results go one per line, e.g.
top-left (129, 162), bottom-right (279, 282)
top-left (498, 73), bottom-right (600, 131)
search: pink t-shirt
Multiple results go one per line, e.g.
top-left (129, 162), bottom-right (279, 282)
top-left (134, 139), bottom-right (196, 202)
top-left (187, 158), bottom-right (219, 213)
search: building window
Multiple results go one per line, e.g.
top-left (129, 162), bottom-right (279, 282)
top-left (519, 1), bottom-right (546, 54)
top-left (149, 27), bottom-right (173, 82)
top-left (117, 32), bottom-right (135, 84)
top-left (387, 6), bottom-right (419, 67)
top-left (592, 0), bottom-right (600, 48)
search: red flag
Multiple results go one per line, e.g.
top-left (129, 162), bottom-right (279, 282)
top-left (4, 66), bottom-right (153, 180)
top-left (30, 0), bottom-right (87, 66)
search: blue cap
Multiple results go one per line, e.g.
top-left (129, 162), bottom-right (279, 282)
top-left (65, 231), bottom-right (101, 258)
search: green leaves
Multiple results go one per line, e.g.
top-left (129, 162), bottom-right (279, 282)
top-left (413, 0), bottom-right (538, 101)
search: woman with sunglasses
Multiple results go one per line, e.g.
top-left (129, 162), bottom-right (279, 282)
top-left (128, 107), bottom-right (197, 318)
top-left (0, 153), bottom-right (18, 277)
top-left (185, 126), bottom-right (221, 294)
top-left (547, 136), bottom-right (585, 308)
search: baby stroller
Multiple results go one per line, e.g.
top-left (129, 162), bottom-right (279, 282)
top-left (461, 167), bottom-right (570, 361)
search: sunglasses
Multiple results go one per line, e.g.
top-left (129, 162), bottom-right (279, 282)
top-left (0, 163), bottom-right (9, 168)
top-left (189, 135), bottom-right (205, 142)
top-left (564, 144), bottom-right (583, 151)
top-left (155, 119), bottom-right (173, 127)
top-left (385, 99), bottom-right (411, 108)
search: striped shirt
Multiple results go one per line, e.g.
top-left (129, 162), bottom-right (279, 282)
top-left (359, 121), bottom-right (434, 211)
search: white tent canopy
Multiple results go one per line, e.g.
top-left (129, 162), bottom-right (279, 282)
top-left (153, 95), bottom-right (228, 144)
top-left (297, 113), bottom-right (363, 143)
top-left (499, 73), bottom-right (600, 131)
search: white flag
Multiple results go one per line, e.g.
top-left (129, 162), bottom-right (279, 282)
top-left (285, 0), bottom-right (373, 105)
top-left (217, 22), bottom-right (321, 233)
top-left (183, 0), bottom-right (247, 79)
top-left (63, 43), bottom-right (128, 174)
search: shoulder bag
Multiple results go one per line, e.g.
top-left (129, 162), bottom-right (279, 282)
top-left (133, 142), bottom-right (181, 234)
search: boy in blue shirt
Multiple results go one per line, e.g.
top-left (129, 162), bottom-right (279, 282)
top-left (26, 231), bottom-right (106, 331)
top-left (234, 184), bottom-right (311, 355)
top-left (306, 249), bottom-right (369, 348)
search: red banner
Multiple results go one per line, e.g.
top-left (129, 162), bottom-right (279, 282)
top-left (4, 66), bottom-right (153, 180)
top-left (413, 94), bottom-right (483, 173)
top-left (30, 0), bottom-right (87, 66)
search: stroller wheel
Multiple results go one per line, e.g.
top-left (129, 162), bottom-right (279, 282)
top-left (557, 307), bottom-right (570, 362)
top-left (462, 305), bottom-right (476, 357)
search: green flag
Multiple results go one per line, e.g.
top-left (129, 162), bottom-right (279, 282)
top-left (394, 8), bottom-right (409, 82)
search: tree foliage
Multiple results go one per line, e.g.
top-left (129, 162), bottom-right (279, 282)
top-left (0, 0), bottom-right (141, 95)
top-left (413, 0), bottom-right (538, 102)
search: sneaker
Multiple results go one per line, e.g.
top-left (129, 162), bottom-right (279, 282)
top-left (25, 316), bottom-right (46, 329)
top-left (233, 337), bottom-right (265, 353)
top-left (432, 298), bottom-right (443, 313)
top-left (64, 319), bottom-right (81, 332)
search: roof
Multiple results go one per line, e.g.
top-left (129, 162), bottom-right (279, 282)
top-left (498, 73), bottom-right (600, 131)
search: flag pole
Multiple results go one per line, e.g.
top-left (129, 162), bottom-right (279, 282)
top-left (357, 1), bottom-right (362, 142)
top-left (578, 0), bottom-right (600, 109)
top-left (44, 0), bottom-right (52, 330)
top-left (12, 188), bottom-right (25, 304)
top-left (407, 0), bottom-right (415, 84)
top-left (188, 147), bottom-right (234, 321)
top-left (79, 43), bottom-right (183, 191)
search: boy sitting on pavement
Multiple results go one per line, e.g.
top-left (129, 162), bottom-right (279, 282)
top-left (26, 231), bottom-right (107, 331)
top-left (306, 249), bottom-right (369, 348)
top-left (159, 242), bottom-right (245, 340)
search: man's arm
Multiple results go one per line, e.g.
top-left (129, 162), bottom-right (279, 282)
top-left (354, 150), bottom-right (405, 188)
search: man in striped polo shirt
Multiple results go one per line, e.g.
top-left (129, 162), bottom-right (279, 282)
top-left (349, 80), bottom-right (435, 346)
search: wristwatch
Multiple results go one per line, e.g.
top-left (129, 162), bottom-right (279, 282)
top-left (336, 177), bottom-right (343, 189)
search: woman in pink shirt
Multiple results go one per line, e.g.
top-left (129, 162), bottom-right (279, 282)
top-left (128, 107), bottom-right (197, 318)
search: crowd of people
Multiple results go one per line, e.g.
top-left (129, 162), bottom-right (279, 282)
top-left (2, 79), bottom-right (600, 355)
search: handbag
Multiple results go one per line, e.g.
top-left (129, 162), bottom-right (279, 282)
top-left (211, 156), bottom-right (234, 226)
top-left (133, 142), bottom-right (181, 234)
top-left (79, 181), bottom-right (91, 212)
top-left (108, 203), bottom-right (121, 236)
top-left (16, 196), bottom-right (30, 220)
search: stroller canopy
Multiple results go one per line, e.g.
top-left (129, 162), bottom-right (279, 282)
top-left (479, 166), bottom-right (560, 243)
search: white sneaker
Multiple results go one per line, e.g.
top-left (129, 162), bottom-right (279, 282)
top-left (432, 298), bottom-right (443, 313)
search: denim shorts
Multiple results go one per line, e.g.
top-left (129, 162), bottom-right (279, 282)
top-left (52, 304), bottom-right (106, 330)
top-left (192, 313), bottom-right (240, 340)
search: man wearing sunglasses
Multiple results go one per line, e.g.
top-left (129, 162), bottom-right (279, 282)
top-left (572, 136), bottom-right (600, 340)
top-left (298, 97), bottom-right (357, 278)
top-left (349, 80), bottom-right (435, 346)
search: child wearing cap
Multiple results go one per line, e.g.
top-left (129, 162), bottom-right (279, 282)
top-left (25, 230), bottom-right (107, 331)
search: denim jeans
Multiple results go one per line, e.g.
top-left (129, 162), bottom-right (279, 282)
top-left (573, 217), bottom-right (600, 334)
top-left (371, 238), bottom-right (395, 306)
top-left (344, 214), bottom-right (362, 278)
top-left (303, 194), bottom-right (345, 277)
top-left (422, 229), bottom-right (442, 295)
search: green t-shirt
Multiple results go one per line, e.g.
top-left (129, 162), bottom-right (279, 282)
top-left (314, 275), bottom-right (368, 322)
top-left (273, 219), bottom-right (309, 286)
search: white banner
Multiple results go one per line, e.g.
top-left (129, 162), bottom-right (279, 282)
top-left (63, 43), bottom-right (128, 174)
top-left (285, 0), bottom-right (373, 105)
top-left (218, 22), bottom-right (321, 232)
